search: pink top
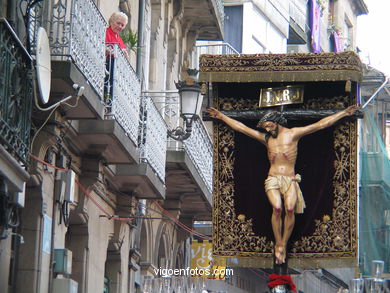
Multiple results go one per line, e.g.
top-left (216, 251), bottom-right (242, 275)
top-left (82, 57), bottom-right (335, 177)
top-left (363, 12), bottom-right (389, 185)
top-left (105, 27), bottom-right (126, 50)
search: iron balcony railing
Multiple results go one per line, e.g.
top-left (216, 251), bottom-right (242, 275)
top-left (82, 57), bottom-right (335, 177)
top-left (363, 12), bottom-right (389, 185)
top-left (196, 42), bottom-right (240, 55)
top-left (139, 97), bottom-right (167, 183)
top-left (30, 0), bottom-right (106, 98)
top-left (184, 119), bottom-right (213, 194)
top-left (0, 19), bottom-right (33, 164)
top-left (211, 0), bottom-right (225, 32)
top-left (151, 92), bottom-right (213, 193)
top-left (105, 44), bottom-right (141, 147)
top-left (194, 41), bottom-right (239, 68)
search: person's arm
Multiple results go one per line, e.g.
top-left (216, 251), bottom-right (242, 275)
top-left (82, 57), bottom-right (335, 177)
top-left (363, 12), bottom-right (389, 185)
top-left (293, 105), bottom-right (360, 138)
top-left (207, 107), bottom-right (266, 144)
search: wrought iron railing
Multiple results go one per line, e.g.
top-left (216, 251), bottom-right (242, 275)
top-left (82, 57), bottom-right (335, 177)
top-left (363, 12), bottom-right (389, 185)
top-left (194, 41), bottom-right (239, 68)
top-left (105, 44), bottom-right (141, 146)
top-left (163, 93), bottom-right (182, 152)
top-left (0, 20), bottom-right (33, 164)
top-left (196, 42), bottom-right (240, 55)
top-left (149, 92), bottom-right (213, 193)
top-left (211, 0), bottom-right (225, 32)
top-left (184, 119), bottom-right (213, 193)
top-left (30, 0), bottom-right (106, 97)
top-left (139, 97), bottom-right (167, 183)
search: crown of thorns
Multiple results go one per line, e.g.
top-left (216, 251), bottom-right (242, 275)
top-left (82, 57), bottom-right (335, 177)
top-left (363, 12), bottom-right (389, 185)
top-left (257, 111), bottom-right (287, 128)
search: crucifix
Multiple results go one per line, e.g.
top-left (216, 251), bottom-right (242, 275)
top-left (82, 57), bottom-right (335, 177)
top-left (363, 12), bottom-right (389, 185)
top-left (206, 86), bottom-right (362, 280)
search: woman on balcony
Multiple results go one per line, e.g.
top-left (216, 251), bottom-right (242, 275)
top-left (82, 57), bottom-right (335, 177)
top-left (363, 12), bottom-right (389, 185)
top-left (105, 12), bottom-right (129, 101)
top-left (105, 12), bottom-right (129, 58)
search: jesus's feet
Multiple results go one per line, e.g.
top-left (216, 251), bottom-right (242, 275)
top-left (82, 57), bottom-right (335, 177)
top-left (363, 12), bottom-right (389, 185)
top-left (275, 243), bottom-right (286, 264)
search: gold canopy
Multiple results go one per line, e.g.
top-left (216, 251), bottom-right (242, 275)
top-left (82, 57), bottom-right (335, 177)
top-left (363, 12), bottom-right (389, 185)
top-left (199, 51), bottom-right (362, 83)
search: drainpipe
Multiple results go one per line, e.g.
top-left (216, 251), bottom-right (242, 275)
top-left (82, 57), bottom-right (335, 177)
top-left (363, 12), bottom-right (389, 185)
top-left (136, 0), bottom-right (145, 82)
top-left (48, 164), bottom-right (59, 293)
top-left (6, 0), bottom-right (16, 28)
top-left (362, 77), bottom-right (389, 109)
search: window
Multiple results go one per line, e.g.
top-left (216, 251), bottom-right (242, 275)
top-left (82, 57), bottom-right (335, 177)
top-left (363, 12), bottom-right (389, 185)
top-left (103, 277), bottom-right (110, 293)
top-left (343, 16), bottom-right (353, 50)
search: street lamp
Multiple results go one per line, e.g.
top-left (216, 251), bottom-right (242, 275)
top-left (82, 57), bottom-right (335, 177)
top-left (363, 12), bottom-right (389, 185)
top-left (167, 69), bottom-right (204, 141)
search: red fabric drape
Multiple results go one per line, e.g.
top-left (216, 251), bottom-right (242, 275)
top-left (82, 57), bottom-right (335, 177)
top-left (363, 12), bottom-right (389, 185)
top-left (267, 274), bottom-right (297, 293)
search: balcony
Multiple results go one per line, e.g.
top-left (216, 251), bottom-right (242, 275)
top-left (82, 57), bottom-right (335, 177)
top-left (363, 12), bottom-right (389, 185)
top-left (196, 41), bottom-right (239, 55)
top-left (30, 1), bottom-right (166, 198)
top-left (30, 0), bottom-right (106, 117)
top-left (66, 44), bottom-right (141, 165)
top-left (0, 19), bottom-right (32, 192)
top-left (184, 119), bottom-right (213, 196)
top-left (72, 46), bottom-right (165, 199)
top-left (109, 96), bottom-right (167, 199)
top-left (149, 92), bottom-right (213, 220)
top-left (0, 19), bottom-right (33, 164)
top-left (194, 41), bottom-right (239, 68)
top-left (139, 97), bottom-right (167, 184)
top-left (104, 45), bottom-right (141, 148)
top-left (182, 0), bottom-right (224, 40)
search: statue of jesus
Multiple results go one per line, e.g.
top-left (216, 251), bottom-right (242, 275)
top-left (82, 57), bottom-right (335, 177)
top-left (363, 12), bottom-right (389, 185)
top-left (207, 105), bottom-right (359, 264)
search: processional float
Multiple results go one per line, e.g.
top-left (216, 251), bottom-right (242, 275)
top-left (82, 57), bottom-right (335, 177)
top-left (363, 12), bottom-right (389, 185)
top-left (200, 51), bottom-right (363, 292)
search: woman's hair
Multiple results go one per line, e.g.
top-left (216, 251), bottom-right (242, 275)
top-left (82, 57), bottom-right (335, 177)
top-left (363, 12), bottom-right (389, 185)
top-left (108, 12), bottom-right (128, 26)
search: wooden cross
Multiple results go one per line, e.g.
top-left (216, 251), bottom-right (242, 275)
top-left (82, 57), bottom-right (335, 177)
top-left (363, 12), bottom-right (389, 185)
top-left (204, 108), bottom-right (363, 121)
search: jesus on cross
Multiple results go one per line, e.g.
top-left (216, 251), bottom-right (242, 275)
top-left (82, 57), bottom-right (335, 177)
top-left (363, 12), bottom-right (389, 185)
top-left (207, 105), bottom-right (359, 264)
